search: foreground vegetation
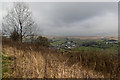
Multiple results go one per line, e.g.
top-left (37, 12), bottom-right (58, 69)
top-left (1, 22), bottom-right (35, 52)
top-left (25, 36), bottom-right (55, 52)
top-left (2, 37), bottom-right (120, 78)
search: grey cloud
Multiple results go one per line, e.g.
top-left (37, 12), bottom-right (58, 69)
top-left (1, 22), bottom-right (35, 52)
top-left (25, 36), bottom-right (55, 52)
top-left (29, 2), bottom-right (117, 23)
top-left (1, 2), bottom-right (118, 36)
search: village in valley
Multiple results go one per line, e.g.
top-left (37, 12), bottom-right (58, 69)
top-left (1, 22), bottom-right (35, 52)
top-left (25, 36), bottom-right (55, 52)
top-left (49, 37), bottom-right (118, 50)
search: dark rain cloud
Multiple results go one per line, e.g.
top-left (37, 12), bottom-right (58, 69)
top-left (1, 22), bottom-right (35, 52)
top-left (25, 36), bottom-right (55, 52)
top-left (28, 2), bottom-right (118, 36)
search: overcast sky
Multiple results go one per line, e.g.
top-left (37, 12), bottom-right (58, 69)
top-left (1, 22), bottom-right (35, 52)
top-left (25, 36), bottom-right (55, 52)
top-left (0, 2), bottom-right (118, 36)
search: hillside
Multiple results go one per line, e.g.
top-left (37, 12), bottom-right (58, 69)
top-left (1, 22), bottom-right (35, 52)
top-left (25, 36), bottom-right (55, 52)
top-left (2, 44), bottom-right (105, 78)
top-left (2, 38), bottom-right (120, 78)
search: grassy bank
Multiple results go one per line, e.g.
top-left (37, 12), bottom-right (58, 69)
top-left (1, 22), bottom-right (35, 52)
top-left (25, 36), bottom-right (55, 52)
top-left (2, 37), bottom-right (120, 78)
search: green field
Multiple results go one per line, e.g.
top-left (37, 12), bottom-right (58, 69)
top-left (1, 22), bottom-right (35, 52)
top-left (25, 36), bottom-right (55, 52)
top-left (49, 37), bottom-right (118, 54)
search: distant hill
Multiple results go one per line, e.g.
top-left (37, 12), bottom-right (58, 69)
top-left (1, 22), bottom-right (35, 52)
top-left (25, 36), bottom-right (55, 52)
top-left (43, 35), bottom-right (118, 40)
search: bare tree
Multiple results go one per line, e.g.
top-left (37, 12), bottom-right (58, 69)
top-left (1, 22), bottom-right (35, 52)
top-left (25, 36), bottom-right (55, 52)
top-left (2, 2), bottom-right (36, 42)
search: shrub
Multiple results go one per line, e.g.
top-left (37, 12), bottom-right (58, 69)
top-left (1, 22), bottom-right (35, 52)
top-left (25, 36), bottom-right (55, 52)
top-left (10, 30), bottom-right (20, 42)
top-left (35, 36), bottom-right (50, 47)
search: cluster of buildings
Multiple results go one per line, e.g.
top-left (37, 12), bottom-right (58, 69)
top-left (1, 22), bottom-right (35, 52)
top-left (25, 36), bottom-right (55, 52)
top-left (49, 38), bottom-right (78, 49)
top-left (49, 38), bottom-right (118, 50)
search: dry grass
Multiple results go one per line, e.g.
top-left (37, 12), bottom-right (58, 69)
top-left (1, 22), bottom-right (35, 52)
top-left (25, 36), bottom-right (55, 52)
top-left (2, 37), bottom-right (120, 78)
top-left (2, 45), bottom-right (104, 78)
top-left (63, 50), bottom-right (120, 78)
